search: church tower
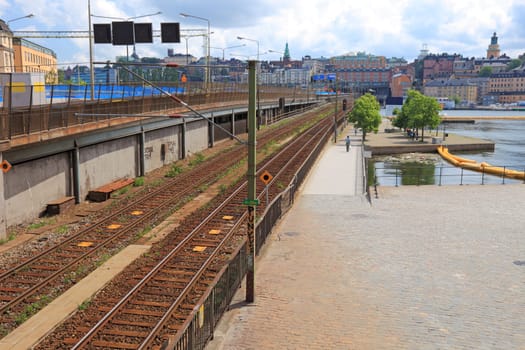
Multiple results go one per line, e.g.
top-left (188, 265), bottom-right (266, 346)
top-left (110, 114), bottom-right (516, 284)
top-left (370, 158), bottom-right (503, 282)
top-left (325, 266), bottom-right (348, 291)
top-left (486, 32), bottom-right (500, 59)
top-left (283, 42), bottom-right (291, 62)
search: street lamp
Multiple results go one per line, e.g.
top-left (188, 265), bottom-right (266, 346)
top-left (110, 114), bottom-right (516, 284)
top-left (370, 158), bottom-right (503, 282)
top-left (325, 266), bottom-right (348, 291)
top-left (211, 44), bottom-right (245, 61)
top-left (268, 49), bottom-right (284, 59)
top-left (237, 36), bottom-right (259, 61)
top-left (180, 13), bottom-right (210, 89)
top-left (182, 33), bottom-right (208, 65)
top-left (6, 13), bottom-right (34, 24)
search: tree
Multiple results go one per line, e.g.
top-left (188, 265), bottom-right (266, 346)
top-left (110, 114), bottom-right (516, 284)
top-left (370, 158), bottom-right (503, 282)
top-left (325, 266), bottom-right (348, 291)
top-left (347, 93), bottom-right (382, 142)
top-left (479, 66), bottom-right (493, 77)
top-left (392, 90), bottom-right (441, 142)
top-left (506, 59), bottom-right (522, 71)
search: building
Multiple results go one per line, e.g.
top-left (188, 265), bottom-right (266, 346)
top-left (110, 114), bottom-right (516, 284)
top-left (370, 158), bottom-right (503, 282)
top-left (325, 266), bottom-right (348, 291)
top-left (488, 69), bottom-right (525, 104)
top-left (0, 20), bottom-right (14, 73)
top-left (424, 78), bottom-right (480, 105)
top-left (487, 32), bottom-right (501, 59)
top-left (422, 53), bottom-right (462, 83)
top-left (331, 52), bottom-right (387, 69)
top-left (390, 73), bottom-right (412, 98)
top-left (12, 37), bottom-right (58, 83)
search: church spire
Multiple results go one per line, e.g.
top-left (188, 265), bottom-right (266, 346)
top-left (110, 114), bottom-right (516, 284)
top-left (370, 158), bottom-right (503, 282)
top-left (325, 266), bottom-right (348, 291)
top-left (283, 42), bottom-right (290, 62)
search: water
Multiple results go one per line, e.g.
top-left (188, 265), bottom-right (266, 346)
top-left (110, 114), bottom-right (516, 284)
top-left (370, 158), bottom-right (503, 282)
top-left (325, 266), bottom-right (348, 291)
top-left (373, 108), bottom-right (525, 186)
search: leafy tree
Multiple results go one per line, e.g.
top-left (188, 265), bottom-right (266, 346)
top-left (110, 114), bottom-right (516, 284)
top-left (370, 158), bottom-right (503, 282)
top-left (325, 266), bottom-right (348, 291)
top-left (392, 90), bottom-right (441, 142)
top-left (479, 66), bottom-right (493, 77)
top-left (449, 95), bottom-right (461, 106)
top-left (347, 93), bottom-right (382, 142)
top-left (506, 59), bottom-right (522, 71)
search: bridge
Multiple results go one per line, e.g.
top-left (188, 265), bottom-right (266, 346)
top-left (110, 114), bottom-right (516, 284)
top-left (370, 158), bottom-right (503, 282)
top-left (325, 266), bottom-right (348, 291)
top-left (0, 81), bottom-right (353, 238)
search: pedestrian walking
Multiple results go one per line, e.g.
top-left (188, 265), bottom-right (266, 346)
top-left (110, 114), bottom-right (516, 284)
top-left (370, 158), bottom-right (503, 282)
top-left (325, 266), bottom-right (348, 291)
top-left (345, 135), bottom-right (351, 152)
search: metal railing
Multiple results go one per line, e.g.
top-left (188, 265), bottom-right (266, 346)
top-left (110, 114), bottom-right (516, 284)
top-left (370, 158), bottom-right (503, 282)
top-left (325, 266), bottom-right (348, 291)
top-left (372, 164), bottom-right (525, 187)
top-left (0, 82), bottom-right (314, 140)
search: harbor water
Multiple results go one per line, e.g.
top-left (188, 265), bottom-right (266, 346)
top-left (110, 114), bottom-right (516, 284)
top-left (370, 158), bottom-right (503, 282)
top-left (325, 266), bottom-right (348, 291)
top-left (372, 108), bottom-right (525, 186)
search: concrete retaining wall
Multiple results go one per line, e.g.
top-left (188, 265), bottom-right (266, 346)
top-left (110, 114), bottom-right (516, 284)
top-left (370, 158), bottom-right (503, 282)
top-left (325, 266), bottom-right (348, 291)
top-left (0, 101), bottom-right (318, 238)
top-left (79, 137), bottom-right (138, 200)
top-left (144, 126), bottom-right (180, 172)
top-left (4, 153), bottom-right (70, 226)
top-left (185, 119), bottom-right (208, 156)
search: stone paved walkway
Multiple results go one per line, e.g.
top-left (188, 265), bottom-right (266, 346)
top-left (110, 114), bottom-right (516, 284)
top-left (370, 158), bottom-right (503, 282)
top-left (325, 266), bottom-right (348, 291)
top-left (206, 125), bottom-right (525, 350)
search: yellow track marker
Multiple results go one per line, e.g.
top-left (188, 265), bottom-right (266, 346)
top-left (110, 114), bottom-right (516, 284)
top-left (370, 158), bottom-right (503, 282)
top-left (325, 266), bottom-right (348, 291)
top-left (208, 229), bottom-right (221, 235)
top-left (77, 241), bottom-right (94, 247)
top-left (107, 224), bottom-right (122, 230)
top-left (193, 246), bottom-right (207, 252)
top-left (222, 215), bottom-right (234, 220)
top-left (131, 210), bottom-right (143, 216)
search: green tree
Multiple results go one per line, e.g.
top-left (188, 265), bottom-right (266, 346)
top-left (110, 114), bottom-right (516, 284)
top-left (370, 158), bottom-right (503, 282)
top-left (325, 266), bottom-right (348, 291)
top-left (392, 90), bottom-right (441, 142)
top-left (479, 66), bottom-right (493, 77)
top-left (506, 59), bottom-right (522, 71)
top-left (347, 93), bottom-right (382, 142)
top-left (449, 95), bottom-right (461, 106)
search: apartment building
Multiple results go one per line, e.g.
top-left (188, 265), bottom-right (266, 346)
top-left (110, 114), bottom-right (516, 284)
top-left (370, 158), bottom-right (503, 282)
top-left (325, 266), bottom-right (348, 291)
top-left (422, 53), bottom-right (462, 83)
top-left (424, 78), bottom-right (481, 105)
top-left (12, 37), bottom-right (58, 83)
top-left (0, 20), bottom-right (14, 73)
top-left (331, 52), bottom-right (387, 69)
top-left (488, 69), bottom-right (525, 104)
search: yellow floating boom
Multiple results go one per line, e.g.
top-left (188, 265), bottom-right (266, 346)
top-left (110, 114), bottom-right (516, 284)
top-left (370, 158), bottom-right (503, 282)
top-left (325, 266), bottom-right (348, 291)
top-left (437, 146), bottom-right (525, 180)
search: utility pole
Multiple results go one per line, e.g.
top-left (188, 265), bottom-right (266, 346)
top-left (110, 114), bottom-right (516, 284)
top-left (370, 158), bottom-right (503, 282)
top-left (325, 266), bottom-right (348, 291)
top-left (245, 60), bottom-right (257, 303)
top-left (334, 78), bottom-right (338, 143)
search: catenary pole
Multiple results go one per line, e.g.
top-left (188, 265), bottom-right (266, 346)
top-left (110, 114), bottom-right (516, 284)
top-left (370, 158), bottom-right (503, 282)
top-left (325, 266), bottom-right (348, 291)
top-left (246, 60), bottom-right (257, 302)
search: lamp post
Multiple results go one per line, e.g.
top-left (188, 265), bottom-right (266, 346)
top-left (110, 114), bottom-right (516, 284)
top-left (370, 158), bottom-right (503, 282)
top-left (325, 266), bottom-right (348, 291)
top-left (6, 13), bottom-right (34, 24)
top-left (182, 33), bottom-right (209, 65)
top-left (268, 49), bottom-right (284, 60)
top-left (180, 13), bottom-right (210, 90)
top-left (237, 36), bottom-right (259, 61)
top-left (211, 44), bottom-right (245, 61)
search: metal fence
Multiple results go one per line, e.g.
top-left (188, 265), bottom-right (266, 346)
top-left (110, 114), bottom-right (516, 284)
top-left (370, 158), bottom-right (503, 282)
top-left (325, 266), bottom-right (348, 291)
top-left (0, 82), bottom-right (313, 140)
top-left (372, 164), bottom-right (525, 187)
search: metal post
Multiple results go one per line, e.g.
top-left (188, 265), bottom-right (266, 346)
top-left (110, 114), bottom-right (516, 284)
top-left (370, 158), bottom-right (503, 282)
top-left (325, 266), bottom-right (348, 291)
top-left (246, 60), bottom-right (257, 303)
top-left (72, 146), bottom-right (81, 204)
top-left (139, 130), bottom-right (146, 176)
top-left (87, 0), bottom-right (95, 100)
top-left (334, 81), bottom-right (338, 143)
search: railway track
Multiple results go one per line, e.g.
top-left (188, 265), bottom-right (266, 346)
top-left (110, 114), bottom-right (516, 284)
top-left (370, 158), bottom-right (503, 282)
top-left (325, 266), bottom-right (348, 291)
top-left (0, 103), bottom-right (336, 339)
top-left (34, 110), bottom-right (339, 349)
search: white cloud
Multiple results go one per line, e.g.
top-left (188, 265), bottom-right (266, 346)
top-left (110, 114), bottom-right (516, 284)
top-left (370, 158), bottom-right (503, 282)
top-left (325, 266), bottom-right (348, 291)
top-left (1, 0), bottom-right (523, 66)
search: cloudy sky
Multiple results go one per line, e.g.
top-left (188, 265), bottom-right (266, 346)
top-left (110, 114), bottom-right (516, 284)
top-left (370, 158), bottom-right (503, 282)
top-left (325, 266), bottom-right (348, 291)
top-left (1, 0), bottom-right (524, 69)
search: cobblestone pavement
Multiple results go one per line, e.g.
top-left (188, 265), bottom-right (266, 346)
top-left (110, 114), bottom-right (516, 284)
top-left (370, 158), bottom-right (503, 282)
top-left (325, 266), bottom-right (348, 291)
top-left (206, 128), bottom-right (525, 350)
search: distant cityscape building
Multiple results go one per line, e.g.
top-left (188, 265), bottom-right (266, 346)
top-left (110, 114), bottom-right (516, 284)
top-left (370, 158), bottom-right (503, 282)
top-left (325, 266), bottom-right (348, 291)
top-left (331, 52), bottom-right (387, 69)
top-left (422, 53), bottom-right (462, 83)
top-left (390, 73), bottom-right (412, 98)
top-left (424, 78), bottom-right (487, 105)
top-left (488, 68), bottom-right (525, 104)
top-left (487, 32), bottom-right (501, 59)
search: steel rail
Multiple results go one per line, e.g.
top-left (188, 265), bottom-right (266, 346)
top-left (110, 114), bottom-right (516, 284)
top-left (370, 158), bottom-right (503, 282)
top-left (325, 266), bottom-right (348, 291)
top-left (72, 112), bottom-right (335, 349)
top-left (0, 149), bottom-right (246, 316)
top-left (71, 171), bottom-right (249, 349)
